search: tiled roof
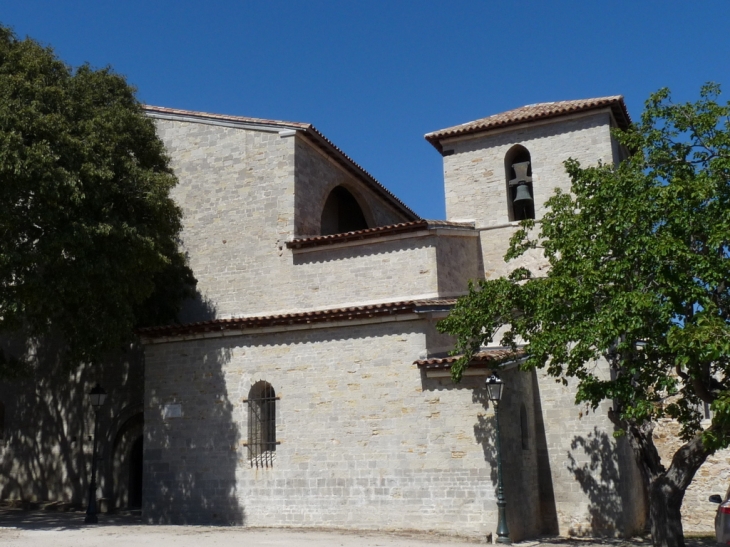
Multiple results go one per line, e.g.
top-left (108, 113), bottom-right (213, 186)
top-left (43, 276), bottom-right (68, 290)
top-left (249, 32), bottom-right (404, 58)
top-left (138, 298), bottom-right (457, 340)
top-left (414, 348), bottom-right (525, 369)
top-left (425, 96), bottom-right (631, 152)
top-left (287, 219), bottom-right (475, 249)
top-left (143, 105), bottom-right (419, 220)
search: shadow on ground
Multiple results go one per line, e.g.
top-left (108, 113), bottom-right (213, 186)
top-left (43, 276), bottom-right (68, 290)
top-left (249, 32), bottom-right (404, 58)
top-left (0, 508), bottom-right (143, 530)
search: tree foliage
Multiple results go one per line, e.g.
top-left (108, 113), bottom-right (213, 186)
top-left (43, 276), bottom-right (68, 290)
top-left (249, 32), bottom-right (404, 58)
top-left (0, 26), bottom-right (195, 374)
top-left (438, 84), bottom-right (730, 546)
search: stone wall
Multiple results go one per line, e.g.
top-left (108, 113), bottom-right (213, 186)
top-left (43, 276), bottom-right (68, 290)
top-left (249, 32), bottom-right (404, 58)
top-left (154, 118), bottom-right (420, 321)
top-left (289, 228), bottom-right (478, 310)
top-left (154, 118), bottom-right (296, 321)
top-left (533, 369), bottom-right (646, 537)
top-left (143, 317), bottom-right (541, 540)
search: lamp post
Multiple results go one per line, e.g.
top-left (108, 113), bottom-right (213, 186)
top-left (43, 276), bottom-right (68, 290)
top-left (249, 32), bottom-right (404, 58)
top-left (85, 383), bottom-right (107, 524)
top-left (486, 373), bottom-right (511, 544)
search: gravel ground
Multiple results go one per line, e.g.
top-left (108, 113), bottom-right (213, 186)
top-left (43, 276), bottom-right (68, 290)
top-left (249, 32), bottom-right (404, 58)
top-left (0, 509), bottom-right (718, 547)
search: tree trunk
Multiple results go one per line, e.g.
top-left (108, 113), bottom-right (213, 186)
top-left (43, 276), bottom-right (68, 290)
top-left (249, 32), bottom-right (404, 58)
top-left (622, 420), bottom-right (714, 547)
top-left (648, 476), bottom-right (686, 547)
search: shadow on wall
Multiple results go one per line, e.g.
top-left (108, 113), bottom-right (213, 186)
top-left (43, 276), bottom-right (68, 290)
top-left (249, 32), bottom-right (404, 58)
top-left (177, 292), bottom-right (218, 324)
top-left (143, 334), bottom-right (245, 524)
top-left (420, 369), bottom-right (546, 541)
top-left (567, 427), bottom-right (646, 537)
top-left (531, 372), bottom-right (559, 535)
top-left (482, 368), bottom-right (543, 541)
top-left (0, 333), bottom-right (144, 509)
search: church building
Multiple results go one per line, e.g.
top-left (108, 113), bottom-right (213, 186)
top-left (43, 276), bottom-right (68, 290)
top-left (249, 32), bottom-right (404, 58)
top-left (136, 97), bottom-right (642, 540)
top-left (2, 96), bottom-right (723, 539)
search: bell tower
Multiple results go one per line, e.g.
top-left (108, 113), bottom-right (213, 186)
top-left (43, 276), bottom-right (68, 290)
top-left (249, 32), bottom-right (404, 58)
top-left (425, 96), bottom-right (631, 279)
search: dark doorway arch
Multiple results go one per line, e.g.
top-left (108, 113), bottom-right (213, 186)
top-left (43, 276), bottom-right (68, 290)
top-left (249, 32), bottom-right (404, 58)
top-left (128, 435), bottom-right (143, 508)
top-left (320, 186), bottom-right (369, 235)
top-left (112, 412), bottom-right (143, 510)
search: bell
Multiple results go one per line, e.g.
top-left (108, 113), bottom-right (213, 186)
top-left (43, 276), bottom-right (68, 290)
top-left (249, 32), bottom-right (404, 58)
top-left (513, 183), bottom-right (533, 204)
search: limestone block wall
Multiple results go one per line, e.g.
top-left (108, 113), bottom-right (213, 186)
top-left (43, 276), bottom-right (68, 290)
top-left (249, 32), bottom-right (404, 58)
top-left (533, 367), bottom-right (646, 537)
top-left (142, 318), bottom-right (540, 540)
top-left (293, 137), bottom-right (410, 237)
top-left (288, 230), bottom-right (479, 310)
top-left (154, 118), bottom-right (296, 321)
top-left (435, 230), bottom-right (482, 294)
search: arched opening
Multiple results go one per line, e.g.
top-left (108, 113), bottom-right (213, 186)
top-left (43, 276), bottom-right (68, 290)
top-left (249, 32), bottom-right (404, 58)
top-left (128, 435), bottom-right (143, 508)
top-left (112, 413), bottom-right (143, 510)
top-left (247, 381), bottom-right (276, 468)
top-left (504, 145), bottom-right (535, 221)
top-left (320, 186), bottom-right (369, 235)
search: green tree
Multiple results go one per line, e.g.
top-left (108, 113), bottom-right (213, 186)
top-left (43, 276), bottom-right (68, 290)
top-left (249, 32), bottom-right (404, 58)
top-left (438, 85), bottom-right (730, 547)
top-left (0, 25), bottom-right (195, 376)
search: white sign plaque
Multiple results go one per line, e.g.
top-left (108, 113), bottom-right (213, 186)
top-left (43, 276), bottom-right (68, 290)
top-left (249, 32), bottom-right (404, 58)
top-left (162, 403), bottom-right (182, 419)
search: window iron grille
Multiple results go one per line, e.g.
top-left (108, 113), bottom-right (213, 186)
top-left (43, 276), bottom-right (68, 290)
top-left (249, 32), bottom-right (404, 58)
top-left (247, 382), bottom-right (276, 468)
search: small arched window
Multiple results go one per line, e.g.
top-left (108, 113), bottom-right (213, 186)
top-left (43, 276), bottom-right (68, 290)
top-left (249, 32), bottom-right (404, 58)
top-left (320, 186), bottom-right (369, 235)
top-left (505, 145), bottom-right (535, 221)
top-left (247, 381), bottom-right (276, 468)
top-left (520, 403), bottom-right (529, 450)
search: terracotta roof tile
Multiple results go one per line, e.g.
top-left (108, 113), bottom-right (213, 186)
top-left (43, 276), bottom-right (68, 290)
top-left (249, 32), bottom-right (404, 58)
top-left (414, 348), bottom-right (525, 369)
top-left (143, 105), bottom-right (419, 220)
top-left (287, 220), bottom-right (475, 249)
top-left (425, 96), bottom-right (631, 152)
top-left (138, 298), bottom-right (457, 340)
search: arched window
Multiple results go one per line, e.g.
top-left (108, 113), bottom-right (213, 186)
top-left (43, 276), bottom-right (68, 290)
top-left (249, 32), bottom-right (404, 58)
top-left (505, 145), bottom-right (535, 221)
top-left (247, 381), bottom-right (276, 468)
top-left (320, 186), bottom-right (369, 235)
top-left (520, 403), bottom-right (529, 450)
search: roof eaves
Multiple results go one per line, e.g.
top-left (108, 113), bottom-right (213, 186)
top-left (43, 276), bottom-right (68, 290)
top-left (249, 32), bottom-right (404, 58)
top-left (286, 220), bottom-right (475, 249)
top-left (137, 298), bottom-right (455, 340)
top-left (414, 348), bottom-right (526, 368)
top-left (424, 96), bottom-right (632, 154)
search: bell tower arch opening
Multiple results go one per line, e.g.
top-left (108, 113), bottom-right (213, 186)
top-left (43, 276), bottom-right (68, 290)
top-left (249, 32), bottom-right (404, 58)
top-left (320, 186), bottom-right (369, 235)
top-left (504, 145), bottom-right (535, 221)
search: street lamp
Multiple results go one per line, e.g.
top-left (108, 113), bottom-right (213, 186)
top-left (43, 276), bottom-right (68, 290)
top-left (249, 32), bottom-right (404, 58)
top-left (486, 373), bottom-right (510, 544)
top-left (85, 383), bottom-right (107, 524)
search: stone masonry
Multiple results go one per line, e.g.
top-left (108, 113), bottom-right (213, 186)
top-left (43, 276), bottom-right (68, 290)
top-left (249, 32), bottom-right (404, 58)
top-left (138, 100), bottom-right (649, 540)
top-left (4, 96), bottom-right (721, 540)
top-left (143, 318), bottom-right (541, 540)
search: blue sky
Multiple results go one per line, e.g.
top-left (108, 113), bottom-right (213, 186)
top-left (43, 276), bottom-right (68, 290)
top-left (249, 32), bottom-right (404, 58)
top-left (4, 1), bottom-right (730, 219)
